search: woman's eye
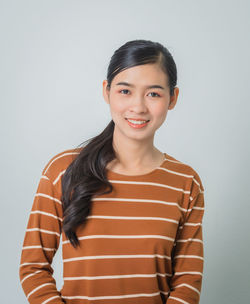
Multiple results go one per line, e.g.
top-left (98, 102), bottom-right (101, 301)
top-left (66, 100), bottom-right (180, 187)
top-left (119, 90), bottom-right (160, 97)
top-left (148, 92), bottom-right (160, 97)
top-left (120, 89), bottom-right (130, 94)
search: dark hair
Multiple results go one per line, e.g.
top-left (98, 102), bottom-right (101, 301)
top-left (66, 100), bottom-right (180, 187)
top-left (61, 39), bottom-right (178, 248)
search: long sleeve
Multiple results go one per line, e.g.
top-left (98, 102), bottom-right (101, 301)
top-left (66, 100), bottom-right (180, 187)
top-left (166, 172), bottom-right (205, 304)
top-left (19, 171), bottom-right (65, 304)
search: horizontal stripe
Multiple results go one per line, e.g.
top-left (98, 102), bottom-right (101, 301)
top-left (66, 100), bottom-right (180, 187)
top-left (62, 234), bottom-right (175, 245)
top-left (22, 245), bottom-right (56, 251)
top-left (86, 215), bottom-right (179, 224)
top-left (92, 197), bottom-right (189, 213)
top-left (193, 177), bottom-right (202, 188)
top-left (42, 295), bottom-right (61, 304)
top-left (63, 254), bottom-right (171, 263)
top-left (110, 180), bottom-right (191, 194)
top-left (174, 271), bottom-right (203, 276)
top-left (184, 222), bottom-right (202, 226)
top-left (168, 295), bottom-right (191, 304)
top-left (161, 290), bottom-right (171, 296)
top-left (190, 190), bottom-right (204, 202)
top-left (173, 283), bottom-right (200, 295)
top-left (41, 175), bottom-right (49, 180)
top-left (35, 193), bottom-right (62, 205)
top-left (62, 290), bottom-right (162, 301)
top-left (176, 238), bottom-right (203, 244)
top-left (43, 151), bottom-right (80, 175)
top-left (20, 262), bottom-right (49, 267)
top-left (193, 206), bottom-right (204, 210)
top-left (27, 282), bottom-right (55, 299)
top-left (26, 228), bottom-right (60, 237)
top-left (164, 157), bottom-right (183, 164)
top-left (158, 167), bottom-right (194, 178)
top-left (20, 270), bottom-right (42, 284)
top-left (63, 272), bottom-right (173, 280)
top-left (53, 169), bottom-right (66, 185)
top-left (174, 255), bottom-right (204, 260)
top-left (30, 210), bottom-right (62, 221)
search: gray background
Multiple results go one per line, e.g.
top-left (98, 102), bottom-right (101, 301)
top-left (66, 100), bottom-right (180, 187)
top-left (1, 0), bottom-right (249, 303)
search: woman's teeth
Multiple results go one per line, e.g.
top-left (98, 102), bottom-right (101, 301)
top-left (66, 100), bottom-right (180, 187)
top-left (127, 119), bottom-right (148, 125)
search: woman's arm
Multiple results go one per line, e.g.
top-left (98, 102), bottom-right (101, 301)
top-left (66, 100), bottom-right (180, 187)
top-left (166, 172), bottom-right (205, 304)
top-left (19, 169), bottom-right (65, 304)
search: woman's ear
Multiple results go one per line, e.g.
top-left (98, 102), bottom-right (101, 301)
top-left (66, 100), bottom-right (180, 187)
top-left (168, 87), bottom-right (179, 110)
top-left (102, 80), bottom-right (110, 104)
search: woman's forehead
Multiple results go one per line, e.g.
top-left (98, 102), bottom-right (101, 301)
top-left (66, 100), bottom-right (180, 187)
top-left (112, 64), bottom-right (168, 87)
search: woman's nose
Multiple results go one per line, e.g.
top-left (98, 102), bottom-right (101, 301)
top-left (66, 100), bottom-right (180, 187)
top-left (129, 95), bottom-right (147, 112)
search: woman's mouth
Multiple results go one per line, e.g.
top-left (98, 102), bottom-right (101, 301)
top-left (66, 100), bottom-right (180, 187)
top-left (125, 118), bottom-right (150, 129)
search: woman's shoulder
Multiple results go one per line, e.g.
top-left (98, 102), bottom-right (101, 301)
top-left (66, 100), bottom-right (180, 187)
top-left (41, 146), bottom-right (82, 180)
top-left (164, 152), bottom-right (197, 174)
top-left (164, 151), bottom-right (204, 190)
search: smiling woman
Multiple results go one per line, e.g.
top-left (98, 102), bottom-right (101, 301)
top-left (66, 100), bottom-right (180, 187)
top-left (102, 62), bottom-right (178, 147)
top-left (19, 39), bottom-right (205, 304)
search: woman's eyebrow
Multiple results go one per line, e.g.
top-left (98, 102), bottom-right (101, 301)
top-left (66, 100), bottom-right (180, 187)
top-left (115, 81), bottom-right (165, 90)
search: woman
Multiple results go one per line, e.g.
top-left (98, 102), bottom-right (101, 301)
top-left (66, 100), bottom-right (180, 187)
top-left (19, 39), bottom-right (205, 304)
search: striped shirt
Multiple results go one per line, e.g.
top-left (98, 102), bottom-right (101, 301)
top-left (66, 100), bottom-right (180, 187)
top-left (19, 148), bottom-right (205, 304)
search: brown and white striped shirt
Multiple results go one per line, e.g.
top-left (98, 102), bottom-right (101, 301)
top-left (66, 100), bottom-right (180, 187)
top-left (19, 148), bottom-right (205, 304)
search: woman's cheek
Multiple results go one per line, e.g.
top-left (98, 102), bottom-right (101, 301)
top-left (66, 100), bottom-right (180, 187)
top-left (112, 99), bottom-right (127, 112)
top-left (152, 102), bottom-right (168, 118)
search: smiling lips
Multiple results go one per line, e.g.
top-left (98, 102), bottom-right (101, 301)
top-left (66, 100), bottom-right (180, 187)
top-left (125, 118), bottom-right (150, 128)
top-left (125, 118), bottom-right (150, 121)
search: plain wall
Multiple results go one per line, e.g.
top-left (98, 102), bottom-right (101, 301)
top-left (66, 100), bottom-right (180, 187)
top-left (1, 0), bottom-right (249, 303)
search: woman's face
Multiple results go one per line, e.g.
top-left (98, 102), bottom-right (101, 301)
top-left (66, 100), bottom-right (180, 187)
top-left (103, 63), bottom-right (179, 142)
